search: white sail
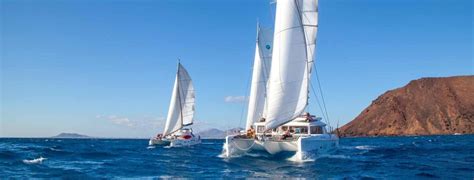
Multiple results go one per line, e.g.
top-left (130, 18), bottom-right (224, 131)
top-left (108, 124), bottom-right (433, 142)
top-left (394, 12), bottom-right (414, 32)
top-left (265, 0), bottom-right (318, 130)
top-left (245, 24), bottom-right (274, 130)
top-left (163, 64), bottom-right (195, 136)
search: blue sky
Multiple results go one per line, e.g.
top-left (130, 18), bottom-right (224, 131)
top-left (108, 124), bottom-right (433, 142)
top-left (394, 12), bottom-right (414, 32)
top-left (1, 0), bottom-right (472, 138)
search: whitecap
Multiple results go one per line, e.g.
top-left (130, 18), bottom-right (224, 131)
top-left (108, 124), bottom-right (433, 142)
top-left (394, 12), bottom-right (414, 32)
top-left (147, 146), bottom-right (156, 149)
top-left (217, 151), bottom-right (243, 158)
top-left (49, 147), bottom-right (62, 152)
top-left (355, 145), bottom-right (376, 150)
top-left (286, 152), bottom-right (315, 163)
top-left (23, 157), bottom-right (47, 164)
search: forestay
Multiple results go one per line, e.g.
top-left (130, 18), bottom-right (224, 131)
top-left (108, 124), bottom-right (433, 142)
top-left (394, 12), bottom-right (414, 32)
top-left (163, 64), bottom-right (195, 136)
top-left (265, 0), bottom-right (318, 130)
top-left (245, 24), bottom-right (274, 130)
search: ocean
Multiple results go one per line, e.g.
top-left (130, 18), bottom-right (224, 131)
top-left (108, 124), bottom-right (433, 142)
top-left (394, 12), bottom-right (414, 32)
top-left (1, 135), bottom-right (473, 179)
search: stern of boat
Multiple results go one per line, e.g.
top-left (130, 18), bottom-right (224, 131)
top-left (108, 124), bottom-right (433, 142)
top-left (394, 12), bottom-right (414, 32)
top-left (296, 134), bottom-right (339, 160)
top-left (223, 135), bottom-right (258, 157)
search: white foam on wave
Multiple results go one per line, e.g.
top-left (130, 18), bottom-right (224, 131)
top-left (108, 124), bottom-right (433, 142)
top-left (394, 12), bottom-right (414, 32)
top-left (146, 146), bottom-right (156, 149)
top-left (49, 147), bottom-right (62, 152)
top-left (286, 152), bottom-right (315, 163)
top-left (217, 153), bottom-right (231, 158)
top-left (23, 157), bottom-right (47, 164)
top-left (355, 145), bottom-right (376, 150)
top-left (218, 142), bottom-right (266, 159)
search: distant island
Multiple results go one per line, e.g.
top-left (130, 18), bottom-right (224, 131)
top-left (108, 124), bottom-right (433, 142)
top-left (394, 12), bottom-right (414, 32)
top-left (51, 133), bottom-right (91, 138)
top-left (339, 76), bottom-right (474, 137)
top-left (198, 128), bottom-right (242, 139)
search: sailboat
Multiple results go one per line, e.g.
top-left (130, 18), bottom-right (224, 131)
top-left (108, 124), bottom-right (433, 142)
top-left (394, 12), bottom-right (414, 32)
top-left (223, 0), bottom-right (338, 160)
top-left (149, 62), bottom-right (201, 147)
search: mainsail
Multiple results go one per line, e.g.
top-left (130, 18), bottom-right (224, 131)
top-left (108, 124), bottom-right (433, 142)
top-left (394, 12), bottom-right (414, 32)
top-left (265, 0), bottom-right (318, 130)
top-left (245, 24), bottom-right (274, 130)
top-left (163, 63), bottom-right (195, 136)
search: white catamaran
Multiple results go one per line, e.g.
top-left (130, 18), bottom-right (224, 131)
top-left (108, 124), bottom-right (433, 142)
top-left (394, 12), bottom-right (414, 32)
top-left (149, 62), bottom-right (201, 147)
top-left (223, 0), bottom-right (338, 160)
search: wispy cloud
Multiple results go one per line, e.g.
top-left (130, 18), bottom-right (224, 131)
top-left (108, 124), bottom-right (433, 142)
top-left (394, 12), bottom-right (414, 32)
top-left (96, 114), bottom-right (165, 128)
top-left (224, 96), bottom-right (248, 103)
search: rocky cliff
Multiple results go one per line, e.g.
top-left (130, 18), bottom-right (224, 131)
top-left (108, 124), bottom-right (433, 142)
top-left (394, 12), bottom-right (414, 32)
top-left (339, 76), bottom-right (474, 137)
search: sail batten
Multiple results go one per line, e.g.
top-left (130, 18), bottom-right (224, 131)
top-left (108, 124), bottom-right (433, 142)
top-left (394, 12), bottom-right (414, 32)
top-left (163, 64), bottom-right (195, 136)
top-left (245, 24), bottom-right (274, 130)
top-left (264, 0), bottom-right (318, 130)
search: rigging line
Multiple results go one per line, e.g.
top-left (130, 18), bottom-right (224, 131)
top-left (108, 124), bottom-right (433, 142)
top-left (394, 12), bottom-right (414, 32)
top-left (310, 81), bottom-right (328, 124)
top-left (312, 64), bottom-right (331, 127)
top-left (238, 57), bottom-right (254, 130)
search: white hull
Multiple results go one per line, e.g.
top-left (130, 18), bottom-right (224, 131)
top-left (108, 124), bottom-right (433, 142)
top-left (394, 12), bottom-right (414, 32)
top-left (224, 134), bottom-right (338, 160)
top-left (148, 138), bottom-right (170, 146)
top-left (149, 135), bottom-right (201, 147)
top-left (169, 135), bottom-right (201, 147)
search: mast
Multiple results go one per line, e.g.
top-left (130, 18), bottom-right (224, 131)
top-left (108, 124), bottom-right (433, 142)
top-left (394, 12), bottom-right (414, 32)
top-left (176, 60), bottom-right (185, 127)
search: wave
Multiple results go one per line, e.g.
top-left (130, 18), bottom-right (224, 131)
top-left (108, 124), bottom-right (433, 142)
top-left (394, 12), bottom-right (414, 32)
top-left (286, 152), bottom-right (315, 163)
top-left (49, 147), bottom-right (62, 152)
top-left (23, 157), bottom-right (47, 164)
top-left (0, 150), bottom-right (19, 160)
top-left (201, 142), bottom-right (219, 145)
top-left (317, 154), bottom-right (351, 159)
top-left (79, 151), bottom-right (116, 158)
top-left (355, 145), bottom-right (377, 150)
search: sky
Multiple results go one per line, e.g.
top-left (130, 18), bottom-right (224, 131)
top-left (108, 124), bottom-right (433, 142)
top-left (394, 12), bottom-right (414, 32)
top-left (1, 0), bottom-right (472, 138)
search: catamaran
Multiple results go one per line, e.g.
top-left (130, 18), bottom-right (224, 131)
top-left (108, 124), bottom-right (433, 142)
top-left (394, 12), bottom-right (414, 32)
top-left (149, 62), bottom-right (201, 147)
top-left (223, 0), bottom-right (338, 160)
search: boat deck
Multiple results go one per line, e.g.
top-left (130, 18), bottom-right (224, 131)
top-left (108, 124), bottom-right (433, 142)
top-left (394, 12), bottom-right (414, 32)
top-left (232, 135), bottom-right (300, 142)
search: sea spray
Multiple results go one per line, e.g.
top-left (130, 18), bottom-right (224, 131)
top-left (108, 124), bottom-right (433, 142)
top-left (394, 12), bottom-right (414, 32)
top-left (23, 157), bottom-right (47, 164)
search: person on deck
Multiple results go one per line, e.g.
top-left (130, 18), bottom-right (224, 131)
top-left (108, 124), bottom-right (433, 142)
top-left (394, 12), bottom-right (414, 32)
top-left (305, 112), bottom-right (314, 122)
top-left (282, 129), bottom-right (291, 140)
top-left (246, 126), bottom-right (256, 139)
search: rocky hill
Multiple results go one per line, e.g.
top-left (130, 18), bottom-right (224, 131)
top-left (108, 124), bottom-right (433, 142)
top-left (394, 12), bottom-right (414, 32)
top-left (339, 76), bottom-right (474, 137)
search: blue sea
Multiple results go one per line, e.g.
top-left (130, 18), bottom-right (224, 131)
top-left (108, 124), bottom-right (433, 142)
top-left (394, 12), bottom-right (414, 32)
top-left (1, 135), bottom-right (473, 179)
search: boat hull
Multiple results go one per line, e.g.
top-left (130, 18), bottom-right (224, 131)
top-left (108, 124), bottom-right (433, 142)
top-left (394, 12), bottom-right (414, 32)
top-left (148, 138), bottom-right (170, 146)
top-left (170, 135), bottom-right (201, 147)
top-left (224, 134), bottom-right (339, 160)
